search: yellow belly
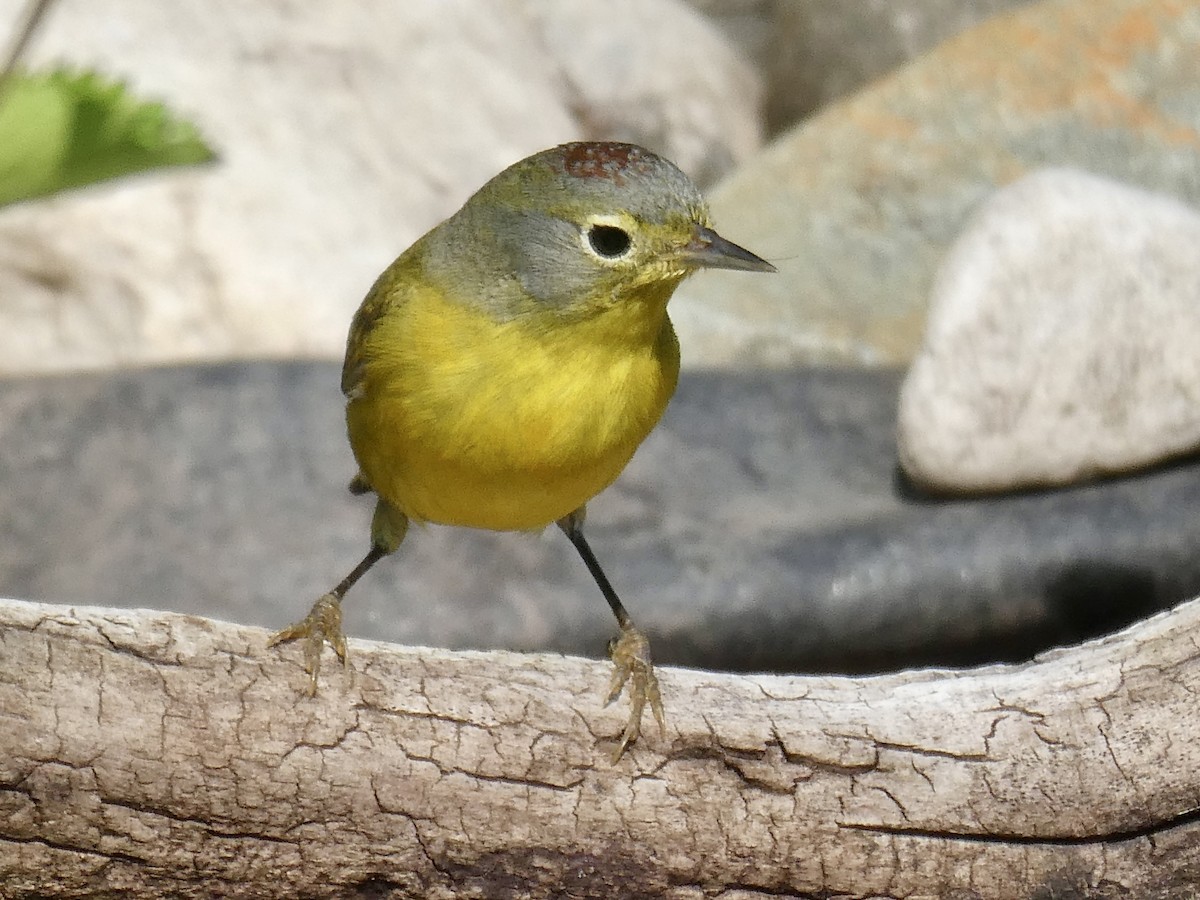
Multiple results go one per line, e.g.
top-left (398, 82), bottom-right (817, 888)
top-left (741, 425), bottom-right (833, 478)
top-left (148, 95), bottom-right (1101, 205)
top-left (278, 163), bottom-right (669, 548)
top-left (345, 282), bottom-right (680, 531)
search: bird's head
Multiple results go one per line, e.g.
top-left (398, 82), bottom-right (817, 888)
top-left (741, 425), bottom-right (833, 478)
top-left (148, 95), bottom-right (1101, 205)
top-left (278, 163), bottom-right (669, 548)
top-left (427, 142), bottom-right (774, 321)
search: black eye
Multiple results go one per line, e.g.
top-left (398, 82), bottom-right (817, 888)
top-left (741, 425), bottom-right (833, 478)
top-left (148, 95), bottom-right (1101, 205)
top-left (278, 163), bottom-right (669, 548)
top-left (586, 224), bottom-right (632, 258)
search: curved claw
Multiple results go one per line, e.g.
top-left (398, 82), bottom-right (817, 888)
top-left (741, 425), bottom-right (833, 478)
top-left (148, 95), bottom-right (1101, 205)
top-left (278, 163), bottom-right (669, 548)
top-left (268, 592), bottom-right (347, 695)
top-left (605, 622), bottom-right (665, 762)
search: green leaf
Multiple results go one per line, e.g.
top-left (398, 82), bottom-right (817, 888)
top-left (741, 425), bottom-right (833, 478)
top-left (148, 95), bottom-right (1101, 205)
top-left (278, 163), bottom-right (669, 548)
top-left (0, 70), bottom-right (72, 203)
top-left (0, 67), bottom-right (217, 207)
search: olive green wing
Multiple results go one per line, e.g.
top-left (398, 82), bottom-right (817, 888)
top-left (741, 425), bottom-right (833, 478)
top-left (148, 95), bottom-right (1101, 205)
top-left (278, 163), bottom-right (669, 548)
top-left (340, 287), bottom-right (388, 400)
top-left (340, 255), bottom-right (414, 495)
top-left (340, 237), bottom-right (434, 399)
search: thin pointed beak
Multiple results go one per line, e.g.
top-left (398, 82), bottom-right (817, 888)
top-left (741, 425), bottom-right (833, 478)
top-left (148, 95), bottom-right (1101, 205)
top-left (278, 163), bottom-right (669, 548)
top-left (680, 225), bottom-right (776, 273)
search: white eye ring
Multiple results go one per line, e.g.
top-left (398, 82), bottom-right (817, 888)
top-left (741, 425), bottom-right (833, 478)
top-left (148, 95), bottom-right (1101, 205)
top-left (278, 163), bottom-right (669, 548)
top-left (581, 216), bottom-right (634, 260)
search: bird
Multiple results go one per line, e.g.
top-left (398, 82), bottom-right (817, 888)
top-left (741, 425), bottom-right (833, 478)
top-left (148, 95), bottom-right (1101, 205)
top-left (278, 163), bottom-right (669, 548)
top-left (270, 141), bottom-right (775, 759)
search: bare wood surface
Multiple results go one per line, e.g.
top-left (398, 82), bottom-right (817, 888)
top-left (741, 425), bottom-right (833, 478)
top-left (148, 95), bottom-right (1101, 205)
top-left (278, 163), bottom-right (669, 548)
top-left (2, 596), bottom-right (1200, 899)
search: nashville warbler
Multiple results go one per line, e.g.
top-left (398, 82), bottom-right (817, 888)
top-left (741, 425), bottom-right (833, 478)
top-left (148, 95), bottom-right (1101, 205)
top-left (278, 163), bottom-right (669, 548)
top-left (270, 141), bottom-right (774, 759)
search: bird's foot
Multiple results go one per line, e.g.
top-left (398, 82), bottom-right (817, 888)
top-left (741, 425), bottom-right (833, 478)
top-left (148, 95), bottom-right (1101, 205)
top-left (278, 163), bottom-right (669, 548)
top-left (268, 592), bottom-right (347, 694)
top-left (605, 622), bottom-right (665, 762)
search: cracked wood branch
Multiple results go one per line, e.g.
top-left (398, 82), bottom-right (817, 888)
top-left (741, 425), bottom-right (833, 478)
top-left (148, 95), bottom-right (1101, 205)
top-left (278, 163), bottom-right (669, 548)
top-left (2, 596), bottom-right (1200, 899)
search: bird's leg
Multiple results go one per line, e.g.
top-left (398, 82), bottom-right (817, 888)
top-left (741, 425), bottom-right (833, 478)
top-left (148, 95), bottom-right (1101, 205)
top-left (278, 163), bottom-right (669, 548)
top-left (558, 509), bottom-right (664, 761)
top-left (270, 497), bottom-right (408, 693)
top-left (267, 547), bottom-right (381, 693)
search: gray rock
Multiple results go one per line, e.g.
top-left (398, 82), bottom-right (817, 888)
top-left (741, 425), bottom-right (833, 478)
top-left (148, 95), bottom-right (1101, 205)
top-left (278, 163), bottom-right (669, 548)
top-left (898, 169), bottom-right (1200, 493)
top-left (685, 0), bottom-right (1034, 134)
top-left (673, 0), bottom-right (1200, 368)
top-left (762, 0), bottom-right (1034, 131)
top-left (1, 362), bottom-right (1196, 674)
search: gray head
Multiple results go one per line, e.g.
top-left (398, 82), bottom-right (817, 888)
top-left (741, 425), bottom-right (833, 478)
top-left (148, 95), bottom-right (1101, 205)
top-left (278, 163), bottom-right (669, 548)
top-left (425, 142), bottom-right (774, 317)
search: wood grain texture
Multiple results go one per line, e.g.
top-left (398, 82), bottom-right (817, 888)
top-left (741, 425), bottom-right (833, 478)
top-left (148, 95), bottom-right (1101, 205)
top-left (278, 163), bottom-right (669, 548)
top-left (2, 596), bottom-right (1199, 899)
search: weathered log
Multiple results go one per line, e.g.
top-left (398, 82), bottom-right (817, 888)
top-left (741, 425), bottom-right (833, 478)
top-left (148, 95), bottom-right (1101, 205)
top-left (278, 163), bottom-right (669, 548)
top-left (2, 595), bottom-right (1199, 899)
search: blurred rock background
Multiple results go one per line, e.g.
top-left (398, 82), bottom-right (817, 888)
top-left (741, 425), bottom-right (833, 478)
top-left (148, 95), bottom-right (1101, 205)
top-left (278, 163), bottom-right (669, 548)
top-left (2, 0), bottom-right (1200, 674)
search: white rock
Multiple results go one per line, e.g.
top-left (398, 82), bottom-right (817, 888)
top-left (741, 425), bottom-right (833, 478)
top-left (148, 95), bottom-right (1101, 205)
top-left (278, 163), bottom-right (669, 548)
top-left (517, 0), bottom-right (763, 187)
top-left (0, 0), bottom-right (761, 373)
top-left (897, 168), bottom-right (1200, 493)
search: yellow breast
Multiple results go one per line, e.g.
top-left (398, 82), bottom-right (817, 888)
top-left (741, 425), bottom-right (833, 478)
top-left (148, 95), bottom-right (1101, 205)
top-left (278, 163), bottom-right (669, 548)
top-left (345, 278), bottom-right (680, 531)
